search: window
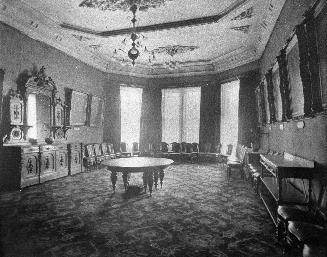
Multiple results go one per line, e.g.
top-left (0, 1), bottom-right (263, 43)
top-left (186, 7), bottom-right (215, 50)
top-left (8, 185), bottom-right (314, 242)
top-left (161, 87), bottom-right (201, 143)
top-left (120, 86), bottom-right (143, 148)
top-left (27, 93), bottom-right (37, 139)
top-left (220, 80), bottom-right (239, 154)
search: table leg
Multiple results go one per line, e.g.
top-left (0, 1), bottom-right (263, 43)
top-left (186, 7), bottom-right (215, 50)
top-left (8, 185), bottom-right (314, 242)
top-left (147, 171), bottom-right (154, 196)
top-left (154, 170), bottom-right (159, 189)
top-left (110, 171), bottom-right (117, 192)
top-left (142, 172), bottom-right (148, 193)
top-left (122, 171), bottom-right (129, 191)
top-left (159, 169), bottom-right (165, 188)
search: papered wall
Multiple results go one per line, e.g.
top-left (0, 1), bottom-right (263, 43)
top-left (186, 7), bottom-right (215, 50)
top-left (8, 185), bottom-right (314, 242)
top-left (0, 22), bottom-right (106, 144)
top-left (259, 0), bottom-right (327, 167)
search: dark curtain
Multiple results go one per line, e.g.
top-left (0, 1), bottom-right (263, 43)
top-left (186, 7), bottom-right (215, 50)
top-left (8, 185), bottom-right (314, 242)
top-left (265, 69), bottom-right (276, 123)
top-left (259, 81), bottom-right (267, 124)
top-left (103, 85), bottom-right (121, 151)
top-left (277, 49), bottom-right (292, 120)
top-left (0, 69), bottom-right (4, 147)
top-left (305, 11), bottom-right (323, 113)
top-left (296, 23), bottom-right (313, 116)
top-left (199, 82), bottom-right (221, 152)
top-left (139, 87), bottom-right (162, 151)
top-left (238, 72), bottom-right (260, 147)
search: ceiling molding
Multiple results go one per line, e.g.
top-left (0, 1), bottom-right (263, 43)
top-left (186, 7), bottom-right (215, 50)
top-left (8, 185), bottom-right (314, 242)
top-left (60, 0), bottom-right (248, 37)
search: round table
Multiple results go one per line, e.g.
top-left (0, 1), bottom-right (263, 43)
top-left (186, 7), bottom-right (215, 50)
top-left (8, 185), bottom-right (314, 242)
top-left (102, 157), bottom-right (174, 195)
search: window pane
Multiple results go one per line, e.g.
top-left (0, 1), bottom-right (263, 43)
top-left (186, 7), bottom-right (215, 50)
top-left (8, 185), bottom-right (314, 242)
top-left (27, 94), bottom-right (37, 139)
top-left (161, 87), bottom-right (201, 143)
top-left (182, 87), bottom-right (201, 142)
top-left (162, 89), bottom-right (182, 143)
top-left (120, 86), bottom-right (143, 148)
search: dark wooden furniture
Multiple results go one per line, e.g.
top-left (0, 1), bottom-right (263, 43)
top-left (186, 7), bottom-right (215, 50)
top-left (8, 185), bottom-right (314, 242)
top-left (259, 153), bottom-right (316, 236)
top-left (83, 144), bottom-right (96, 170)
top-left (226, 145), bottom-right (247, 180)
top-left (244, 151), bottom-right (262, 193)
top-left (0, 145), bottom-right (40, 190)
top-left (119, 142), bottom-right (132, 157)
top-left (68, 143), bottom-right (83, 175)
top-left (132, 142), bottom-right (140, 156)
top-left (102, 157), bottom-right (174, 196)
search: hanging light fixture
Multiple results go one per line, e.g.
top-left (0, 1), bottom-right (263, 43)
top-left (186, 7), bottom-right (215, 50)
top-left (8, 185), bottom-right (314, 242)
top-left (128, 3), bottom-right (139, 66)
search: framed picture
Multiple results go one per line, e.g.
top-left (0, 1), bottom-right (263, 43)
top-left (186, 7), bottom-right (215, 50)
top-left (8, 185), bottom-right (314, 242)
top-left (89, 95), bottom-right (103, 127)
top-left (70, 90), bottom-right (88, 126)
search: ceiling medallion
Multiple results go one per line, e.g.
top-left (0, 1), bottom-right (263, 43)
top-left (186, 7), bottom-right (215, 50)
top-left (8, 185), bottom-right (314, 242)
top-left (150, 45), bottom-right (199, 70)
top-left (231, 7), bottom-right (253, 21)
top-left (151, 45), bottom-right (199, 57)
top-left (79, 0), bottom-right (173, 11)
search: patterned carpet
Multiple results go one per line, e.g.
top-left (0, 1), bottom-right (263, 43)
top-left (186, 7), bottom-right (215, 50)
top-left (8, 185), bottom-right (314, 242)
top-left (0, 163), bottom-right (283, 257)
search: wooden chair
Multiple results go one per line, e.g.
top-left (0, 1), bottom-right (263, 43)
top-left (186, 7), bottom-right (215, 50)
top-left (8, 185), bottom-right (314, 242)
top-left (107, 143), bottom-right (117, 159)
top-left (119, 142), bottom-right (132, 157)
top-left (168, 142), bottom-right (181, 161)
top-left (226, 145), bottom-right (247, 180)
top-left (132, 142), bottom-right (140, 156)
top-left (93, 143), bottom-right (104, 167)
top-left (101, 143), bottom-right (111, 160)
top-left (83, 144), bottom-right (95, 170)
top-left (140, 143), bottom-right (155, 157)
top-left (181, 142), bottom-right (195, 162)
top-left (155, 142), bottom-right (169, 158)
top-left (278, 183), bottom-right (327, 250)
top-left (191, 142), bottom-right (199, 162)
top-left (244, 151), bottom-right (262, 193)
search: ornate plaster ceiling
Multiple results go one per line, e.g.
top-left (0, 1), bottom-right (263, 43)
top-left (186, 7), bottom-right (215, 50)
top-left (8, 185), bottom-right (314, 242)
top-left (0, 0), bottom-right (286, 78)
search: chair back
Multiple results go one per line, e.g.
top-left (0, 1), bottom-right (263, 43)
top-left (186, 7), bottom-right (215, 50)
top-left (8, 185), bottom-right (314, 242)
top-left (120, 142), bottom-right (128, 152)
top-left (160, 142), bottom-right (169, 152)
top-left (171, 142), bottom-right (181, 152)
top-left (132, 142), bottom-right (139, 152)
top-left (185, 143), bottom-right (193, 153)
top-left (101, 143), bottom-right (109, 155)
top-left (85, 144), bottom-right (95, 157)
top-left (181, 142), bottom-right (187, 153)
top-left (108, 143), bottom-right (115, 154)
top-left (93, 143), bottom-right (102, 156)
top-left (215, 143), bottom-right (222, 154)
top-left (192, 142), bottom-right (199, 153)
top-left (226, 144), bottom-right (233, 155)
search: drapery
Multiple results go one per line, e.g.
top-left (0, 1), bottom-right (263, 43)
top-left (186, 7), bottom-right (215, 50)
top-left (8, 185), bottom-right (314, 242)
top-left (120, 86), bottom-right (143, 149)
top-left (139, 87), bottom-right (162, 151)
top-left (103, 85), bottom-right (121, 151)
top-left (199, 82), bottom-right (221, 152)
top-left (238, 74), bottom-right (260, 147)
top-left (161, 87), bottom-right (201, 143)
top-left (221, 80), bottom-right (239, 152)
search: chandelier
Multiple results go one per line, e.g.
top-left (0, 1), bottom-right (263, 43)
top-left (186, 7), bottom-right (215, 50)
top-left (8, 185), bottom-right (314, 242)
top-left (127, 4), bottom-right (139, 65)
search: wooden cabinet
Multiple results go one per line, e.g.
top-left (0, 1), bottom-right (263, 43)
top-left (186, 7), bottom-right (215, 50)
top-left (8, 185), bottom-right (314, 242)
top-left (0, 145), bottom-right (40, 190)
top-left (39, 145), bottom-right (56, 183)
top-left (68, 143), bottom-right (83, 175)
top-left (259, 153), bottom-right (315, 227)
top-left (55, 144), bottom-right (69, 178)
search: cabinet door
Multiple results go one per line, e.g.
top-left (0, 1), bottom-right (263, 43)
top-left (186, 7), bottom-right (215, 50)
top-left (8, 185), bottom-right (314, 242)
top-left (56, 150), bottom-right (69, 173)
top-left (40, 152), bottom-right (56, 183)
top-left (21, 153), bottom-right (39, 187)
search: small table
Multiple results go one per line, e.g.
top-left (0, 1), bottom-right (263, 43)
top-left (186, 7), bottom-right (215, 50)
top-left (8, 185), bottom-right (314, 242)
top-left (102, 157), bottom-right (174, 195)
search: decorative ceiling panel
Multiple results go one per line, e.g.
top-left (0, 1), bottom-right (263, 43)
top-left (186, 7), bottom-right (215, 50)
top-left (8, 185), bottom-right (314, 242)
top-left (0, 0), bottom-right (286, 77)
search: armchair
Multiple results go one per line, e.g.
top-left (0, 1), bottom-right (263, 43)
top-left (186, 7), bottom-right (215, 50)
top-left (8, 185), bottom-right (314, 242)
top-left (132, 142), bottom-right (140, 156)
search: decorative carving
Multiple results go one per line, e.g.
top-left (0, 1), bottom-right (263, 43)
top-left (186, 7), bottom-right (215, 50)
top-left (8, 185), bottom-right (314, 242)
top-left (60, 154), bottom-right (64, 167)
top-left (230, 25), bottom-right (250, 34)
top-left (45, 156), bottom-right (50, 169)
top-left (151, 45), bottom-right (198, 57)
top-left (231, 7), bottom-right (253, 20)
top-left (79, 0), bottom-right (173, 11)
top-left (72, 34), bottom-right (92, 41)
top-left (89, 44), bottom-right (102, 51)
top-left (26, 158), bottom-right (34, 174)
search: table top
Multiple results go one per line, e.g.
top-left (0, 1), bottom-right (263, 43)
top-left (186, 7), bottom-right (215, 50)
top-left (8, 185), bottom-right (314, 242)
top-left (102, 157), bottom-right (174, 172)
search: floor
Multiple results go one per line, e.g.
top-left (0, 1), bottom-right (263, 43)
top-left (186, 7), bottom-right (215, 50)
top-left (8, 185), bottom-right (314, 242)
top-left (0, 163), bottom-right (283, 257)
